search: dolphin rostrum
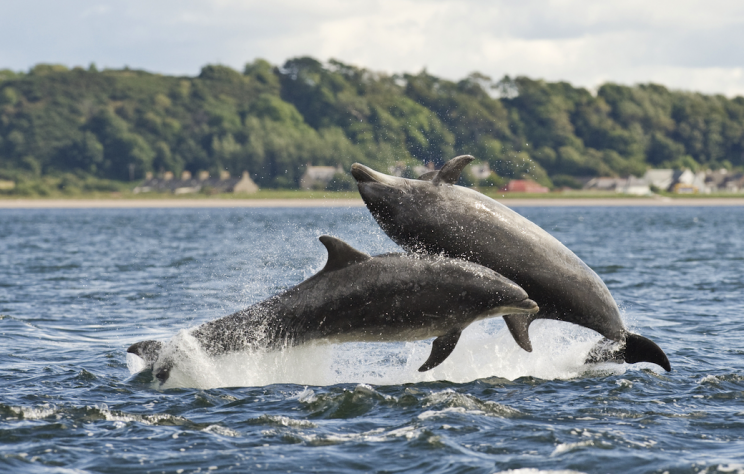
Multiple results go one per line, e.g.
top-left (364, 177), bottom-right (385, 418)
top-left (350, 156), bottom-right (671, 372)
top-left (128, 235), bottom-right (539, 383)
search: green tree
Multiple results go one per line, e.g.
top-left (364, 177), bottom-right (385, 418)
top-left (2, 57), bottom-right (744, 191)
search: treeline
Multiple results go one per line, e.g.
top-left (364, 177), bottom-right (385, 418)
top-left (1, 58), bottom-right (744, 190)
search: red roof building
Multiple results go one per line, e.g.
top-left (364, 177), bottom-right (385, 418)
top-left (503, 179), bottom-right (549, 193)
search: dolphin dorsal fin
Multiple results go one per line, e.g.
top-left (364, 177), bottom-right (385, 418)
top-left (418, 170), bottom-right (438, 181)
top-left (319, 235), bottom-right (371, 272)
top-left (432, 155), bottom-right (475, 185)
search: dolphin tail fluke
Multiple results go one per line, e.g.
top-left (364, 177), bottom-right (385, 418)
top-left (585, 333), bottom-right (671, 372)
top-left (503, 313), bottom-right (539, 352)
top-left (623, 332), bottom-right (671, 371)
top-left (127, 340), bottom-right (163, 368)
top-left (418, 328), bottom-right (462, 372)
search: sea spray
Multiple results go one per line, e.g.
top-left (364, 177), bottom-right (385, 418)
top-left (131, 318), bottom-right (627, 389)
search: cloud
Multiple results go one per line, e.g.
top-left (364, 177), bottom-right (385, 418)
top-left (1, 0), bottom-right (744, 95)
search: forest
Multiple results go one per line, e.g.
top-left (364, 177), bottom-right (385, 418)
top-left (1, 57), bottom-right (744, 193)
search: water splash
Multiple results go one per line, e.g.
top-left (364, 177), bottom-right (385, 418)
top-left (129, 318), bottom-right (627, 389)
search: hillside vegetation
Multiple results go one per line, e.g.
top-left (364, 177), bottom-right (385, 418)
top-left (1, 58), bottom-right (743, 194)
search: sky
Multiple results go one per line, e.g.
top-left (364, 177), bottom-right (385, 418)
top-left (2, 0), bottom-right (744, 96)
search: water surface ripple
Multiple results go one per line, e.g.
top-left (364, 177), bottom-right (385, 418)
top-left (1, 207), bottom-right (744, 473)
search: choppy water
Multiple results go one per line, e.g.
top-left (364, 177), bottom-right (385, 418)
top-left (2, 205), bottom-right (744, 473)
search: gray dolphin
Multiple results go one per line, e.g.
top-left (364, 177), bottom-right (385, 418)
top-left (128, 235), bottom-right (539, 383)
top-left (350, 156), bottom-right (671, 372)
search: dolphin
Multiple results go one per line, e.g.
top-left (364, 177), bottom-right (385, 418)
top-left (350, 156), bottom-right (671, 372)
top-left (128, 235), bottom-right (539, 383)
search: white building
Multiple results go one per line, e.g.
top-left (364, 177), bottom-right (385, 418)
top-left (643, 169), bottom-right (675, 191)
top-left (133, 170), bottom-right (258, 194)
top-left (300, 165), bottom-right (343, 190)
top-left (583, 177), bottom-right (651, 195)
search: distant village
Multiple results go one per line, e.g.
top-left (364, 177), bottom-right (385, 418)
top-left (133, 170), bottom-right (259, 194)
top-left (581, 168), bottom-right (744, 195)
top-left (132, 163), bottom-right (744, 195)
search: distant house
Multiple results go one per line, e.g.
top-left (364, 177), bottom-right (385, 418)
top-left (643, 168), bottom-right (708, 193)
top-left (133, 170), bottom-right (258, 194)
top-left (586, 168), bottom-right (718, 195)
top-left (721, 173), bottom-right (744, 192)
top-left (207, 171), bottom-right (259, 194)
top-left (503, 179), bottom-right (549, 193)
top-left (468, 163), bottom-right (492, 181)
top-left (671, 169), bottom-right (708, 193)
top-left (583, 176), bottom-right (651, 195)
top-left (705, 169), bottom-right (729, 191)
top-left (704, 169), bottom-right (744, 193)
top-left (583, 177), bottom-right (622, 192)
top-left (620, 177), bottom-right (652, 195)
top-left (299, 165), bottom-right (343, 190)
top-left (725, 174), bottom-right (744, 192)
top-left (643, 169), bottom-right (675, 191)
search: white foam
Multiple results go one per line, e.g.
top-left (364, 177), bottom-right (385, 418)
top-left (126, 352), bottom-right (146, 374)
top-left (551, 440), bottom-right (595, 456)
top-left (699, 374), bottom-right (719, 384)
top-left (418, 389), bottom-right (520, 418)
top-left (130, 318), bottom-right (627, 389)
top-left (91, 403), bottom-right (189, 426)
top-left (717, 465), bottom-right (744, 474)
top-left (293, 425), bottom-right (422, 445)
top-left (11, 404), bottom-right (57, 420)
top-left (202, 425), bottom-right (240, 437)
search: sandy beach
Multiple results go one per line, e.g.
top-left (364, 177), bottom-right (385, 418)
top-left (2, 197), bottom-right (744, 208)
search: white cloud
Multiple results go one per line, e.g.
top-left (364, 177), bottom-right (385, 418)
top-left (1, 0), bottom-right (744, 95)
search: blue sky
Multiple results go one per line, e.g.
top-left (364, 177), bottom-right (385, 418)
top-left (2, 0), bottom-right (743, 95)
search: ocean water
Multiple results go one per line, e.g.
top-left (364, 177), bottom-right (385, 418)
top-left (1, 205), bottom-right (744, 473)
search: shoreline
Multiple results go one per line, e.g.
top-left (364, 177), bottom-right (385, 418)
top-left (2, 197), bottom-right (744, 208)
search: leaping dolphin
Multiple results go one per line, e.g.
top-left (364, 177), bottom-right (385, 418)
top-left (350, 156), bottom-right (671, 372)
top-left (128, 235), bottom-right (539, 383)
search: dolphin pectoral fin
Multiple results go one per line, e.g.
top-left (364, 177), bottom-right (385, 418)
top-left (584, 334), bottom-right (671, 372)
top-left (623, 332), bottom-right (671, 371)
top-left (319, 236), bottom-right (371, 272)
top-left (432, 155), bottom-right (475, 185)
top-left (503, 313), bottom-right (538, 352)
top-left (418, 328), bottom-right (462, 372)
top-left (127, 340), bottom-right (163, 368)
